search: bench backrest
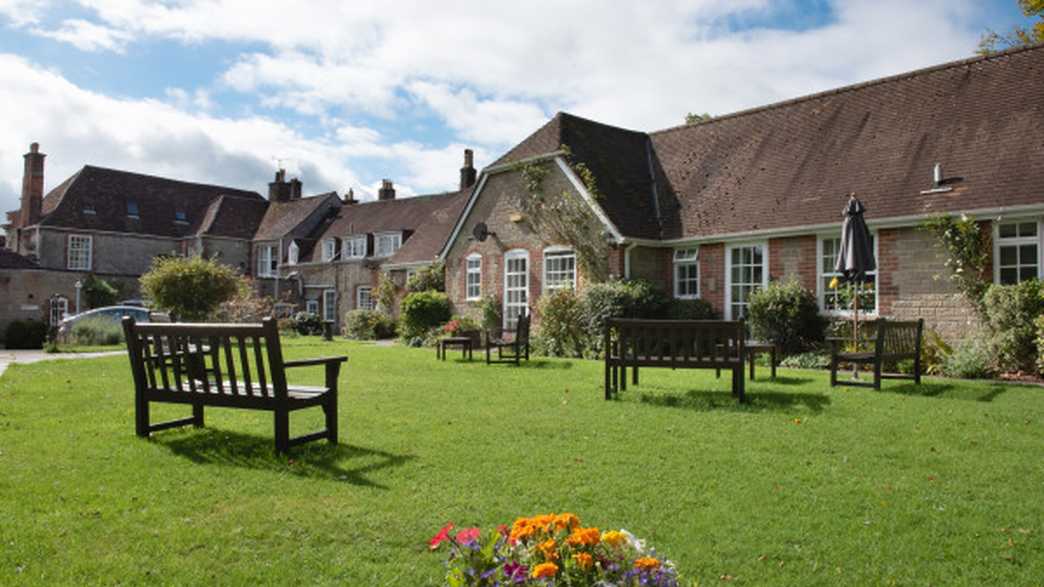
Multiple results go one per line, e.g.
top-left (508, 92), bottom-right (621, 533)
top-left (607, 318), bottom-right (746, 366)
top-left (874, 318), bottom-right (924, 359)
top-left (122, 316), bottom-right (289, 401)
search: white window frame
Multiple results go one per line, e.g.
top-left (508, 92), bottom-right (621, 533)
top-left (673, 247), bottom-right (700, 299)
top-left (287, 242), bottom-right (299, 265)
top-left (816, 234), bottom-right (879, 316)
top-left (542, 246), bottom-right (577, 294)
top-left (305, 299), bottom-right (319, 315)
top-left (50, 296), bottom-right (68, 325)
top-left (356, 286), bottom-right (374, 311)
top-left (345, 235), bottom-right (367, 259)
top-left (323, 289), bottom-right (337, 322)
top-left (724, 241), bottom-right (769, 320)
top-left (503, 249), bottom-right (530, 330)
top-left (67, 234), bottom-right (92, 270)
top-left (257, 244), bottom-right (277, 277)
top-left (375, 232), bottom-right (402, 258)
top-left (321, 238), bottom-right (338, 262)
top-left (993, 217), bottom-right (1043, 285)
top-left (465, 254), bottom-right (482, 301)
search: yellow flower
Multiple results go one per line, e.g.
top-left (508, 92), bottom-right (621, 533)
top-left (566, 527), bottom-right (601, 547)
top-left (572, 552), bottom-right (594, 570)
top-left (634, 556), bottom-right (661, 572)
top-left (829, 276), bottom-right (840, 290)
top-left (531, 562), bottom-right (559, 579)
top-left (537, 538), bottom-right (559, 561)
top-left (601, 530), bottom-right (627, 548)
top-left (554, 512), bottom-right (581, 530)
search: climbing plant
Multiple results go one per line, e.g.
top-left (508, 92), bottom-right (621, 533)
top-left (922, 214), bottom-right (991, 316)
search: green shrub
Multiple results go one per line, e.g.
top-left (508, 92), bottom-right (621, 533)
top-left (480, 295), bottom-right (501, 333)
top-left (747, 280), bottom-right (827, 355)
top-left (982, 281), bottom-right (1044, 373)
top-left (81, 274), bottom-right (120, 309)
top-left (212, 279), bottom-right (274, 323)
top-left (290, 311), bottom-right (324, 336)
top-left (4, 319), bottom-right (48, 349)
top-left (581, 279), bottom-right (670, 358)
top-left (665, 298), bottom-right (716, 320)
top-left (941, 335), bottom-right (995, 379)
top-left (779, 351), bottom-right (830, 370)
top-left (345, 309), bottom-right (397, 340)
top-left (442, 315), bottom-right (481, 339)
top-left (405, 262), bottom-right (445, 293)
top-left (69, 316), bottom-right (124, 346)
top-left (140, 256), bottom-right (241, 321)
top-left (536, 288), bottom-right (586, 357)
top-left (399, 291), bottom-right (451, 340)
top-left (1036, 314), bottom-right (1044, 376)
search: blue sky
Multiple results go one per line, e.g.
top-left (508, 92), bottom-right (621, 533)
top-left (0, 0), bottom-right (1030, 212)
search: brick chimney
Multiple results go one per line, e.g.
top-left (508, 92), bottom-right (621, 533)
top-left (268, 169), bottom-right (291, 202)
top-left (343, 188), bottom-right (357, 205)
top-left (19, 142), bottom-right (45, 227)
top-left (459, 148), bottom-right (477, 190)
top-left (289, 177), bottom-right (302, 200)
top-left (378, 179), bottom-right (396, 201)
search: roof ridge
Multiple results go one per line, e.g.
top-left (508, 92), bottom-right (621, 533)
top-left (351, 190), bottom-right (464, 205)
top-left (80, 164), bottom-right (262, 198)
top-left (650, 41), bottom-right (1044, 137)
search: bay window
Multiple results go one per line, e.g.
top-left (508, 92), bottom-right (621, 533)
top-left (257, 244), bottom-right (277, 277)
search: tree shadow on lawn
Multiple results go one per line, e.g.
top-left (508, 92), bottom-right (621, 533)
top-left (633, 387), bottom-right (830, 414)
top-left (154, 429), bottom-right (415, 489)
top-left (883, 381), bottom-right (1011, 402)
top-left (482, 359), bottom-right (573, 369)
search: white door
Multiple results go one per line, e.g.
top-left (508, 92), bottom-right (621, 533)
top-left (725, 242), bottom-right (768, 319)
top-left (503, 250), bottom-right (529, 330)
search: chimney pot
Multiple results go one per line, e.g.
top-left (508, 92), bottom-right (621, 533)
top-left (268, 168), bottom-right (292, 202)
top-left (344, 188), bottom-right (357, 205)
top-left (289, 177), bottom-right (302, 199)
top-left (378, 179), bottom-right (396, 201)
top-left (459, 148), bottom-right (477, 190)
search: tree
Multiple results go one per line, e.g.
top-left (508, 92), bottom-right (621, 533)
top-left (140, 256), bottom-right (242, 321)
top-left (685, 112), bottom-right (713, 125)
top-left (405, 262), bottom-right (445, 293)
top-left (978, 0), bottom-right (1044, 55)
top-left (81, 274), bottom-right (120, 309)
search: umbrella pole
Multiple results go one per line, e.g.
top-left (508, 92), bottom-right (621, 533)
top-left (852, 282), bottom-right (860, 379)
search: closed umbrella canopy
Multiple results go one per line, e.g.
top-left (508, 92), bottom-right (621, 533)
top-left (835, 196), bottom-right (876, 283)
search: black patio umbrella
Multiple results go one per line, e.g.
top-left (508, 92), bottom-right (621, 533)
top-left (834, 194), bottom-right (876, 351)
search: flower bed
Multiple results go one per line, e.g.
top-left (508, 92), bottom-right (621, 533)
top-left (429, 512), bottom-right (679, 586)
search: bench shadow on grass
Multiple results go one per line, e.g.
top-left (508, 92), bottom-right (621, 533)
top-left (633, 386), bottom-right (830, 414)
top-left (883, 381), bottom-right (1011, 402)
top-left (154, 429), bottom-right (414, 489)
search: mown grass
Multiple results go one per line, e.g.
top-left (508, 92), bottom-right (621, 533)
top-left (0, 338), bottom-right (1041, 585)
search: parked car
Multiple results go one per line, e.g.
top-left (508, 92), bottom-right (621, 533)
top-left (57, 305), bottom-right (163, 338)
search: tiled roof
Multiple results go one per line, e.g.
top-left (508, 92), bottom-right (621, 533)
top-left (313, 190), bottom-right (470, 263)
top-left (34, 165), bottom-right (264, 238)
top-left (0, 248), bottom-right (39, 269)
top-left (253, 192), bottom-right (340, 242)
top-left (648, 43), bottom-right (1044, 238)
top-left (197, 195), bottom-right (269, 239)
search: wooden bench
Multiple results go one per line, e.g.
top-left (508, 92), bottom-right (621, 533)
top-left (604, 319), bottom-right (747, 402)
top-left (830, 318), bottom-right (923, 390)
top-left (122, 317), bottom-right (347, 453)
top-left (486, 311), bottom-right (531, 365)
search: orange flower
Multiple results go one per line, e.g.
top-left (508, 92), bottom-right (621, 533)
top-left (554, 512), bottom-right (580, 530)
top-left (531, 562), bottom-right (559, 579)
top-left (537, 538), bottom-right (559, 561)
top-left (601, 530), bottom-right (627, 548)
top-left (510, 518), bottom-right (535, 543)
top-left (566, 527), bottom-right (601, 547)
top-left (572, 552), bottom-right (594, 570)
top-left (634, 556), bottom-right (661, 571)
top-left (531, 514), bottom-right (556, 533)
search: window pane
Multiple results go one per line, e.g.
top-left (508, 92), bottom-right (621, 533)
top-left (999, 223), bottom-right (1017, 238)
top-left (1000, 246), bottom-right (1017, 266)
top-left (1019, 222), bottom-right (1037, 237)
top-left (1000, 268), bottom-right (1018, 284)
top-left (1020, 244), bottom-right (1037, 265)
top-left (1020, 267), bottom-right (1037, 281)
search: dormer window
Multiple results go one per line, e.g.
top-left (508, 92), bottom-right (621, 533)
top-left (82, 202), bottom-right (96, 215)
top-left (375, 232), bottom-right (402, 257)
top-left (345, 235), bottom-right (367, 258)
top-left (126, 200), bottom-right (140, 218)
top-left (321, 239), bottom-right (337, 262)
top-left (174, 210), bottom-right (188, 223)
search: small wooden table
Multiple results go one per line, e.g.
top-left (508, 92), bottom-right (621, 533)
top-left (437, 336), bottom-right (473, 361)
top-left (745, 341), bottom-right (777, 380)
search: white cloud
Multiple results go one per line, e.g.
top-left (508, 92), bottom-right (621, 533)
top-left (0, 0), bottom-right (49, 27)
top-left (406, 81), bottom-right (548, 147)
top-left (31, 18), bottom-right (132, 52)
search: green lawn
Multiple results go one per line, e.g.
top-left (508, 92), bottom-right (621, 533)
top-left (0, 338), bottom-right (1040, 585)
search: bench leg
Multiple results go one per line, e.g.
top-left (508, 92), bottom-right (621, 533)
top-left (274, 409), bottom-right (290, 454)
top-left (749, 351), bottom-right (756, 380)
top-left (135, 393), bottom-right (150, 438)
top-left (324, 393), bottom-right (338, 444)
top-left (873, 360), bottom-right (882, 391)
top-left (830, 353), bottom-right (838, 387)
top-left (620, 364), bottom-right (627, 391)
top-left (737, 367), bottom-right (746, 403)
top-left (770, 348), bottom-right (777, 380)
top-left (192, 403), bottom-right (204, 428)
top-left (632, 365), bottom-right (639, 386)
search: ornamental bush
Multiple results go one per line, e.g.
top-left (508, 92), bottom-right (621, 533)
top-left (747, 280), bottom-right (827, 355)
top-left (399, 291), bottom-right (451, 340)
top-left (345, 309), bottom-right (396, 340)
top-left (536, 288), bottom-right (586, 358)
top-left (405, 262), bottom-right (445, 293)
top-left (289, 311), bottom-right (323, 336)
top-left (665, 298), bottom-right (716, 320)
top-left (81, 274), bottom-right (120, 309)
top-left (69, 316), bottom-right (124, 346)
top-left (941, 335), bottom-right (995, 379)
top-left (982, 280), bottom-right (1044, 373)
top-left (3, 319), bottom-right (47, 349)
top-left (1036, 314), bottom-right (1044, 376)
top-left (140, 256), bottom-right (241, 321)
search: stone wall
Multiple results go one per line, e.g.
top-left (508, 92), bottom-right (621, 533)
top-left (38, 228), bottom-right (181, 275)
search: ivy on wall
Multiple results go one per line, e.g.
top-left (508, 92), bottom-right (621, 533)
top-left (922, 214), bottom-right (991, 316)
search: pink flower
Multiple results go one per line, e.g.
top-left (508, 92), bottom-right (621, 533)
top-left (429, 523), bottom-right (454, 550)
top-left (455, 527), bottom-right (481, 545)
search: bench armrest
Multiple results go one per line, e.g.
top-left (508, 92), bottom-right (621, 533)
top-left (284, 356), bottom-right (348, 368)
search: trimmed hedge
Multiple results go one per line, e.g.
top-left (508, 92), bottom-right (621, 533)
top-left (4, 319), bottom-right (48, 349)
top-left (345, 309), bottom-right (397, 340)
top-left (747, 280), bottom-right (827, 355)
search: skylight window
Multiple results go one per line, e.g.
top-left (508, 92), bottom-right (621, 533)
top-left (174, 210), bottom-right (187, 223)
top-left (126, 200), bottom-right (140, 218)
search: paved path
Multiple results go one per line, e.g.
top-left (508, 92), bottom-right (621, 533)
top-left (0, 350), bottom-right (123, 379)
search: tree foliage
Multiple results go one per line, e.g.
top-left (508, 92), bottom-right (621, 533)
top-left (684, 112), bottom-right (713, 125)
top-left (978, 0), bottom-right (1044, 55)
top-left (81, 274), bottom-right (120, 309)
top-left (405, 263), bottom-right (445, 293)
top-left (140, 256), bottom-right (242, 321)
top-left (922, 215), bottom-right (991, 316)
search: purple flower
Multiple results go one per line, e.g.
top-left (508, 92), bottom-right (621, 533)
top-left (503, 562), bottom-right (528, 583)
